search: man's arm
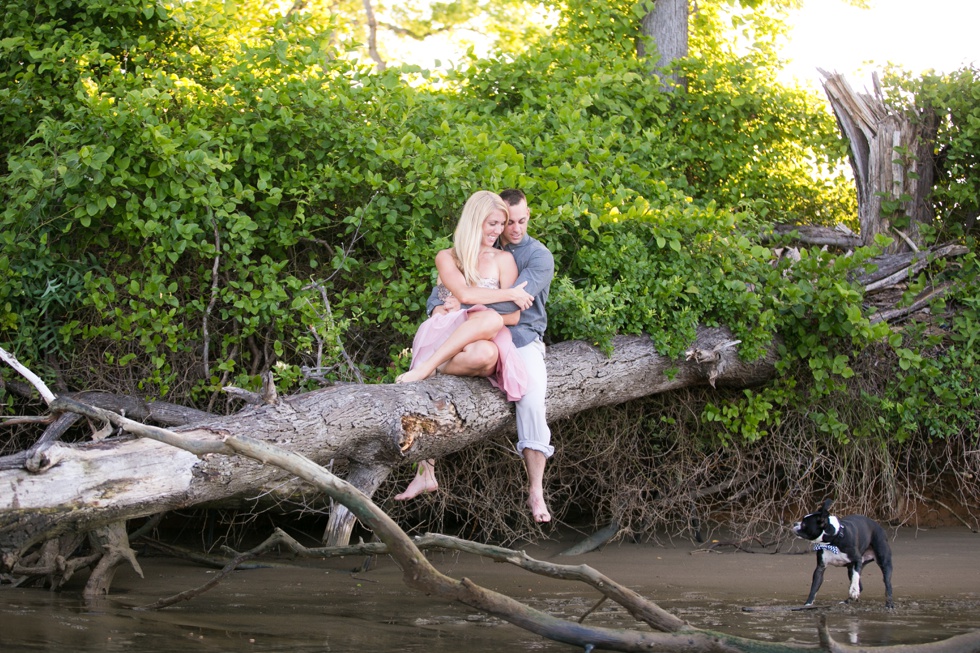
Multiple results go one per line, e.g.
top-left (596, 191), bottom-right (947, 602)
top-left (483, 246), bottom-right (554, 314)
top-left (514, 246), bottom-right (555, 297)
top-left (424, 284), bottom-right (443, 317)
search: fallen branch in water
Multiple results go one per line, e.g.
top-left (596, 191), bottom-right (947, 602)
top-left (43, 396), bottom-right (980, 653)
top-left (136, 530), bottom-right (290, 611)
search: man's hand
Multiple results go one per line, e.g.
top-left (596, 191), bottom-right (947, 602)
top-left (432, 296), bottom-right (461, 316)
top-left (508, 281), bottom-right (533, 310)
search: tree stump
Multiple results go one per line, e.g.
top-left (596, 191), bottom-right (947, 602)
top-left (821, 70), bottom-right (938, 252)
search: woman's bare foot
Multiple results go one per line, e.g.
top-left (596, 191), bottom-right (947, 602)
top-left (396, 367), bottom-right (434, 384)
top-left (527, 491), bottom-right (551, 523)
top-left (394, 461), bottom-right (438, 500)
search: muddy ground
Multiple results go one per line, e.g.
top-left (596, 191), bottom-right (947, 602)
top-left (1, 526), bottom-right (978, 652)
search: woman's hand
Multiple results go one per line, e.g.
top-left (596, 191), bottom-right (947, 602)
top-left (508, 281), bottom-right (534, 310)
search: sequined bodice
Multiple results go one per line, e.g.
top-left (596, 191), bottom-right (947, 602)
top-left (435, 277), bottom-right (499, 301)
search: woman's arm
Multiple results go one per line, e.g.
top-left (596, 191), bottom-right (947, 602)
top-left (435, 250), bottom-right (533, 309)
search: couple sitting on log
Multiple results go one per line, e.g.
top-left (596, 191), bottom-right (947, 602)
top-left (395, 189), bottom-right (555, 523)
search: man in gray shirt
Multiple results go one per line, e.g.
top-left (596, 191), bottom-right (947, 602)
top-left (423, 189), bottom-right (554, 522)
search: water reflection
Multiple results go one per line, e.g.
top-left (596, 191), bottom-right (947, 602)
top-left (2, 550), bottom-right (978, 652)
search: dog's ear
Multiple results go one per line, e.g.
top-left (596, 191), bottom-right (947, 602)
top-left (820, 498), bottom-right (834, 514)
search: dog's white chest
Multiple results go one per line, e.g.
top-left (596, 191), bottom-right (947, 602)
top-left (821, 549), bottom-right (852, 567)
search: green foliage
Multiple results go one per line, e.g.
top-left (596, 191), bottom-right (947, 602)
top-left (0, 0), bottom-right (184, 168)
top-left (883, 66), bottom-right (980, 239)
top-left (1, 0), bottom-right (978, 475)
top-left (549, 199), bottom-right (777, 360)
top-left (700, 239), bottom-right (894, 443)
top-left (862, 250), bottom-right (980, 443)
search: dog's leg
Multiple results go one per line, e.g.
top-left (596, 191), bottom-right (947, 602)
top-left (872, 531), bottom-right (895, 608)
top-left (846, 562), bottom-right (863, 602)
top-left (805, 563), bottom-right (827, 605)
top-left (879, 559), bottom-right (894, 608)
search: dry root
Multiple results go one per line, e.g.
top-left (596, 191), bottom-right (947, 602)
top-left (380, 381), bottom-right (980, 546)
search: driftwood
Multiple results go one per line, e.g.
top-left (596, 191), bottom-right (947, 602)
top-left (559, 520), bottom-right (622, 556)
top-left (32, 404), bottom-right (980, 653)
top-left (0, 329), bottom-right (777, 562)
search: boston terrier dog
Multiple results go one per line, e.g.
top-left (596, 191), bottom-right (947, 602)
top-left (792, 498), bottom-right (894, 608)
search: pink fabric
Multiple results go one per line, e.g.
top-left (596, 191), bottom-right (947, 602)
top-left (409, 305), bottom-right (528, 401)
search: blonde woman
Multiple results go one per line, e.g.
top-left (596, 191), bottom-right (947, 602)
top-left (395, 190), bottom-right (534, 500)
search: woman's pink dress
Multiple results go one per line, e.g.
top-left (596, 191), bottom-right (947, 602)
top-left (408, 281), bottom-right (527, 401)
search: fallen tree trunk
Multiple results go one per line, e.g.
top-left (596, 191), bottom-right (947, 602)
top-left (0, 328), bottom-right (777, 559)
top-left (27, 402), bottom-right (980, 653)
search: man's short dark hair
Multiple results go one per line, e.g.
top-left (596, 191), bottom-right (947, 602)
top-left (499, 189), bottom-right (526, 206)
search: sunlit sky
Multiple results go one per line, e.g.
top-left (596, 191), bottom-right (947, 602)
top-left (394, 1), bottom-right (977, 90)
top-left (781, 0), bottom-right (978, 87)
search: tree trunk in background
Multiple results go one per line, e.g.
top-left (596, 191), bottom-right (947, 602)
top-left (638, 0), bottom-right (688, 92)
top-left (821, 70), bottom-right (938, 252)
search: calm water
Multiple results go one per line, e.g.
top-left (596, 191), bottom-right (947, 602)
top-left (2, 534), bottom-right (979, 652)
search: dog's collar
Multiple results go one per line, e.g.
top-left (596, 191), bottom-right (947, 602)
top-left (821, 515), bottom-right (843, 543)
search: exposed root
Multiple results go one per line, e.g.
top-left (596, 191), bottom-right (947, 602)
top-left (379, 376), bottom-right (980, 545)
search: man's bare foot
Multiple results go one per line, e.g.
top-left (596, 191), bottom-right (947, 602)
top-left (394, 462), bottom-right (438, 500)
top-left (395, 367), bottom-right (434, 384)
top-left (527, 492), bottom-right (551, 523)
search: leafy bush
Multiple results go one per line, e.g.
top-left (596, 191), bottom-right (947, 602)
top-left (2, 0), bottom-right (977, 478)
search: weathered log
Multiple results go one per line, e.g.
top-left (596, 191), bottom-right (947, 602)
top-left (769, 224), bottom-right (863, 249)
top-left (0, 328), bottom-right (777, 559)
top-left (0, 392), bottom-right (211, 472)
top-left (856, 243), bottom-right (969, 291)
top-left (77, 410), bottom-right (980, 652)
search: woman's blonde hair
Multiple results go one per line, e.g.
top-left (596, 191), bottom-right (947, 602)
top-left (453, 190), bottom-right (508, 286)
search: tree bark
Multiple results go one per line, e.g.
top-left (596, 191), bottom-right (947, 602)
top-left (0, 328), bottom-right (776, 559)
top-left (638, 0), bottom-right (688, 92)
top-left (820, 70), bottom-right (938, 252)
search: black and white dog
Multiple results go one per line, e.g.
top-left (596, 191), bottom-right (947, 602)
top-left (792, 499), bottom-right (894, 608)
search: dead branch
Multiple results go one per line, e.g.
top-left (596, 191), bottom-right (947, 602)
top-left (559, 521), bottom-right (622, 556)
top-left (859, 244), bottom-right (968, 292)
top-left (769, 224), bottom-right (863, 249)
top-left (83, 522), bottom-right (143, 599)
top-left (55, 398), bottom-right (980, 652)
top-left (0, 348), bottom-right (55, 404)
top-left (135, 529), bottom-right (290, 611)
top-left (869, 282), bottom-right (955, 325)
